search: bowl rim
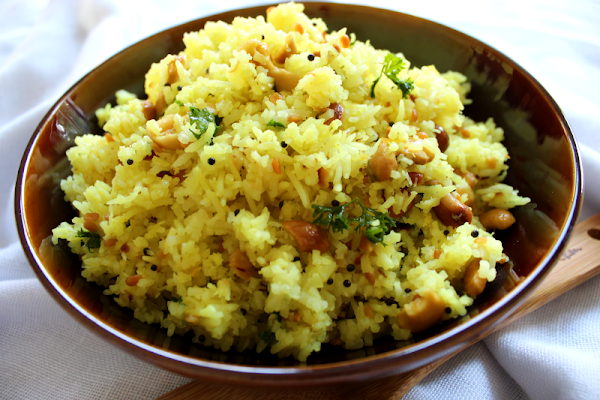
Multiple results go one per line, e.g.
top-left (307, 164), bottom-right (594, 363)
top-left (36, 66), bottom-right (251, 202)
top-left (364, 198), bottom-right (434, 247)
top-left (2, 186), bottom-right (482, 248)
top-left (15, 1), bottom-right (583, 386)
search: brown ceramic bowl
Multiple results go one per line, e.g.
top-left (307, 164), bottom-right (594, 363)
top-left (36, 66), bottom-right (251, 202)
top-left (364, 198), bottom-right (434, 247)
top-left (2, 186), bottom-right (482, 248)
top-left (15, 2), bottom-right (582, 387)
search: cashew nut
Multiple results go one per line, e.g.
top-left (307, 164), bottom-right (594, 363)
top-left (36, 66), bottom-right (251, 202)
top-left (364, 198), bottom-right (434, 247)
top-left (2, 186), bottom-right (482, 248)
top-left (371, 138), bottom-right (398, 181)
top-left (238, 39), bottom-right (300, 91)
top-left (283, 220), bottom-right (330, 253)
top-left (273, 33), bottom-right (298, 64)
top-left (463, 258), bottom-right (486, 298)
top-left (229, 249), bottom-right (255, 280)
top-left (397, 289), bottom-right (446, 333)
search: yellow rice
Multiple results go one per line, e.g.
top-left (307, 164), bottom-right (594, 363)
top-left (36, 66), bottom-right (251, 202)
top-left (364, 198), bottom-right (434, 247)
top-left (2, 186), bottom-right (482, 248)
top-left (52, 2), bottom-right (529, 361)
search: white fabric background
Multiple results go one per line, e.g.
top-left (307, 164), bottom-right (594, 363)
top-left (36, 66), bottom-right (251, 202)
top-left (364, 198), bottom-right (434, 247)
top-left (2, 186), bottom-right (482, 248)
top-left (1, 0), bottom-right (599, 399)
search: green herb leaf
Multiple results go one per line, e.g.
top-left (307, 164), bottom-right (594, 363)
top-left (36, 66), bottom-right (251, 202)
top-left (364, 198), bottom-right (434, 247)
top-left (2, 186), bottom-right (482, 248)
top-left (267, 120), bottom-right (285, 129)
top-left (370, 53), bottom-right (414, 99)
top-left (76, 229), bottom-right (101, 250)
top-left (188, 106), bottom-right (222, 143)
top-left (258, 330), bottom-right (277, 345)
top-left (312, 200), bottom-right (354, 234)
top-left (175, 100), bottom-right (183, 106)
top-left (311, 198), bottom-right (398, 245)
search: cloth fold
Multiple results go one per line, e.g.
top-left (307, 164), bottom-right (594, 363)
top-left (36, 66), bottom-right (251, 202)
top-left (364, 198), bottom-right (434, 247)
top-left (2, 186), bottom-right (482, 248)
top-left (2, 1), bottom-right (599, 399)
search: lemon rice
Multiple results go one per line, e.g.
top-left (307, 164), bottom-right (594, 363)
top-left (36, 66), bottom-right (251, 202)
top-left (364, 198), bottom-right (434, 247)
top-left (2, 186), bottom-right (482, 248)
top-left (53, 2), bottom-right (529, 361)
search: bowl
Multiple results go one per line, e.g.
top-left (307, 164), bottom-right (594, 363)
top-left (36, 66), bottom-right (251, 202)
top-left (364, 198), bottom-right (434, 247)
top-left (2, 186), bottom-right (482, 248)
top-left (15, 2), bottom-right (582, 387)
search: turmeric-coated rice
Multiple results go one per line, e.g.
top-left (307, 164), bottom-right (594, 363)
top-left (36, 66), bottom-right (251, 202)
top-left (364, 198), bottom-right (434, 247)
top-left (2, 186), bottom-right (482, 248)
top-left (52, 2), bottom-right (530, 361)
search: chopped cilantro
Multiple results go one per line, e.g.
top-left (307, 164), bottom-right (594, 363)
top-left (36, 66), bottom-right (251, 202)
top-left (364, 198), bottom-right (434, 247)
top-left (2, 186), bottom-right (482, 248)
top-left (312, 198), bottom-right (398, 245)
top-left (175, 100), bottom-right (183, 106)
top-left (267, 120), bottom-right (285, 129)
top-left (258, 330), bottom-right (277, 345)
top-left (171, 296), bottom-right (183, 303)
top-left (370, 53), bottom-right (414, 98)
top-left (76, 229), bottom-right (101, 251)
top-left (189, 106), bottom-right (222, 143)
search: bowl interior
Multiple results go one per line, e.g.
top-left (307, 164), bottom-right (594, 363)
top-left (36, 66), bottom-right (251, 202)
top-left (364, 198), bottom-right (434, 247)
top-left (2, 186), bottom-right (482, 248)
top-left (16, 2), bottom-right (581, 384)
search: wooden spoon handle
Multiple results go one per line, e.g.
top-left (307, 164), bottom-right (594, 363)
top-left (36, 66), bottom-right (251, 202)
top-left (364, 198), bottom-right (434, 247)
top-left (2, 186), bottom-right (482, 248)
top-left (158, 214), bottom-right (600, 400)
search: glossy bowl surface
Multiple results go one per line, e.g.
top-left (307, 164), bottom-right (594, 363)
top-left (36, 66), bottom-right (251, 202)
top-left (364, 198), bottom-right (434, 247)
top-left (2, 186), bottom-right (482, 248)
top-left (15, 2), bottom-right (582, 386)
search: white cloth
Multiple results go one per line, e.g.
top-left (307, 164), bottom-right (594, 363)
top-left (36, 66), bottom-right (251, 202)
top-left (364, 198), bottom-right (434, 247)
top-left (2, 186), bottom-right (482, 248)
top-left (1, 0), bottom-right (599, 398)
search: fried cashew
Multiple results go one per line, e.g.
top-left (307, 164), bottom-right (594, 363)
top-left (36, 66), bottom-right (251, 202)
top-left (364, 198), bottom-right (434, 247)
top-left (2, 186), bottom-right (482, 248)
top-left (455, 169), bottom-right (478, 189)
top-left (273, 33), bottom-right (298, 64)
top-left (229, 249), bottom-right (255, 280)
top-left (155, 92), bottom-right (167, 116)
top-left (324, 103), bottom-right (343, 126)
top-left (318, 167), bottom-right (331, 188)
top-left (456, 184), bottom-right (476, 207)
top-left (397, 289), bottom-right (446, 333)
top-left (463, 258), bottom-right (486, 298)
top-left (238, 39), bottom-right (300, 91)
top-left (141, 100), bottom-right (156, 121)
top-left (399, 138), bottom-right (435, 165)
top-left (148, 114), bottom-right (183, 151)
top-left (283, 220), bottom-right (330, 253)
top-left (167, 55), bottom-right (186, 84)
top-left (371, 138), bottom-right (398, 181)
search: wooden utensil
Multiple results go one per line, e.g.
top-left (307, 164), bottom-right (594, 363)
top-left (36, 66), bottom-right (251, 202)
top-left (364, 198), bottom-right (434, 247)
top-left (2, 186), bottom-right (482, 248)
top-left (159, 213), bottom-right (600, 400)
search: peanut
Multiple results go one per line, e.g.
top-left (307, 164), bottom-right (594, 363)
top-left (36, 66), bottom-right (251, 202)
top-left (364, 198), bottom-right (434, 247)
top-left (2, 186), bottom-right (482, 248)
top-left (479, 208), bottom-right (516, 231)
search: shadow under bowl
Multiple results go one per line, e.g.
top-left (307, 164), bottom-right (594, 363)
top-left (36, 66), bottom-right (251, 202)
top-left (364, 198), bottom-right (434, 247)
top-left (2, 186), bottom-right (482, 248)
top-left (15, 2), bottom-right (582, 387)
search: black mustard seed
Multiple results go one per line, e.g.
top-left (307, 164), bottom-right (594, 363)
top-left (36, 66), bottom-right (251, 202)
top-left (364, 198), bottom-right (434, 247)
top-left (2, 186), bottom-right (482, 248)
top-left (208, 157), bottom-right (216, 165)
top-left (331, 200), bottom-right (340, 207)
top-left (471, 229), bottom-right (479, 238)
top-left (307, 53), bottom-right (315, 61)
top-left (126, 159), bottom-right (133, 165)
top-left (346, 264), bottom-right (355, 272)
top-left (327, 278), bottom-right (333, 285)
top-left (343, 279), bottom-right (351, 288)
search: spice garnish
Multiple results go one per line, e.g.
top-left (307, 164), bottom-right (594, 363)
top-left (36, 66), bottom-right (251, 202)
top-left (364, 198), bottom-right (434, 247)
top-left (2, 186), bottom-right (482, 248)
top-left (311, 198), bottom-right (398, 245)
top-left (370, 53), bottom-right (414, 98)
top-left (266, 119), bottom-right (285, 129)
top-left (189, 106), bottom-right (223, 143)
top-left (258, 330), bottom-right (277, 345)
top-left (76, 229), bottom-right (101, 250)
